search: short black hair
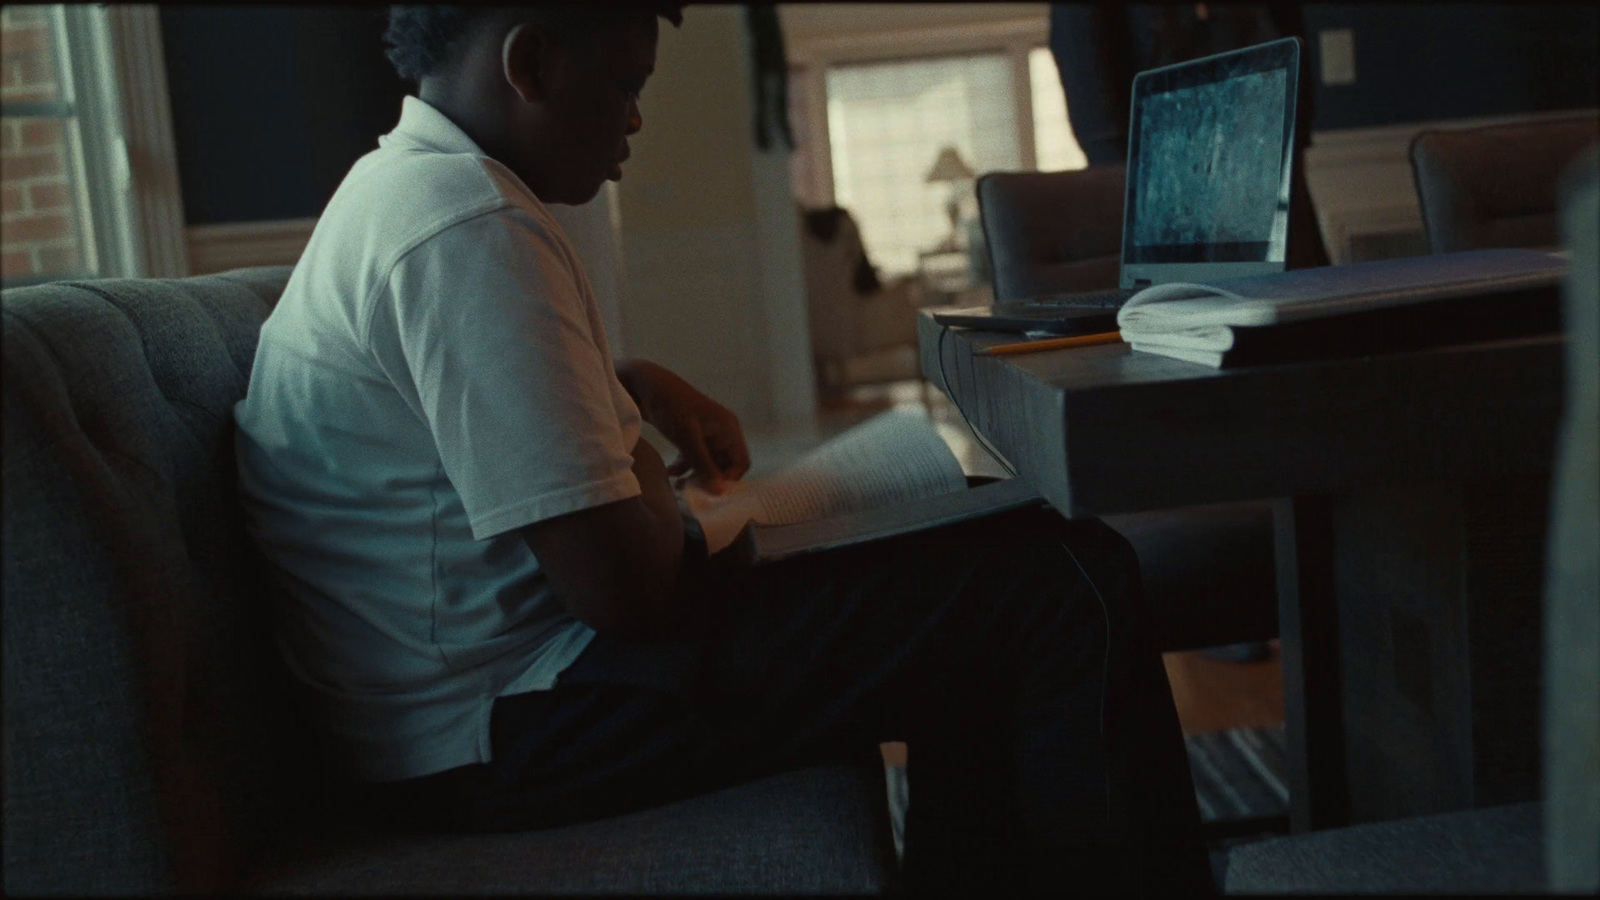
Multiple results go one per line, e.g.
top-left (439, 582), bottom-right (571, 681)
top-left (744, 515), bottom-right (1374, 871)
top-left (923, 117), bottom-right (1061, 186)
top-left (384, 4), bottom-right (683, 85)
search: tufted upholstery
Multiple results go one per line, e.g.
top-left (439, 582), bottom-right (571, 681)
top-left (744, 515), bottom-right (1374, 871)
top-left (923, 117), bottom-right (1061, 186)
top-left (3, 267), bottom-right (318, 893)
top-left (977, 166), bottom-right (1127, 302)
top-left (1410, 115), bottom-right (1599, 254)
top-left (1225, 801), bottom-right (1544, 893)
top-left (245, 765), bottom-right (897, 895)
top-left (1, 267), bottom-right (896, 895)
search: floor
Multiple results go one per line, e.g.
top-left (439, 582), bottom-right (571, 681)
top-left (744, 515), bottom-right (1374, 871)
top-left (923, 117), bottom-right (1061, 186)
top-left (736, 378), bottom-right (1286, 770)
top-left (1165, 641), bottom-right (1285, 736)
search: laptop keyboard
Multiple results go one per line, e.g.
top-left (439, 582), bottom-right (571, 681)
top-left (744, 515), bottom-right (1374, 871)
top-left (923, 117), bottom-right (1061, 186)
top-left (1012, 287), bottom-right (1136, 310)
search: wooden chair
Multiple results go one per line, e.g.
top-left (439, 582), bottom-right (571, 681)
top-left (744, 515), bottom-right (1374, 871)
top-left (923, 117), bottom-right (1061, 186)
top-left (977, 167), bottom-right (1125, 301)
top-left (797, 206), bottom-right (927, 398)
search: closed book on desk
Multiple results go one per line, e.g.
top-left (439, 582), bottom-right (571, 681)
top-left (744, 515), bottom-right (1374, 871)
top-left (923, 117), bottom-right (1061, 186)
top-left (1116, 248), bottom-right (1568, 367)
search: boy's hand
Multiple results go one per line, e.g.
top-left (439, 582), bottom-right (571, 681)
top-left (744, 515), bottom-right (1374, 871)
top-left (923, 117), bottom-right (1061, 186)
top-left (616, 359), bottom-right (750, 494)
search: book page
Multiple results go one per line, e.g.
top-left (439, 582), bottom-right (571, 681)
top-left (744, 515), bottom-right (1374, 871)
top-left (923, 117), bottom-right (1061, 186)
top-left (740, 476), bottom-right (1044, 564)
top-left (685, 410), bottom-right (969, 554)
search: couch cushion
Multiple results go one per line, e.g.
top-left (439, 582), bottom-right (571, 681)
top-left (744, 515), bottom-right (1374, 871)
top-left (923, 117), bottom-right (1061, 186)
top-left (3, 267), bottom-right (314, 894)
top-left (246, 765), bottom-right (898, 895)
top-left (1224, 801), bottom-right (1542, 893)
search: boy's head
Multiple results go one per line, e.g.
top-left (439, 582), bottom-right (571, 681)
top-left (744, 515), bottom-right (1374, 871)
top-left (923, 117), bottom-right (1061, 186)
top-left (384, 5), bottom-right (683, 205)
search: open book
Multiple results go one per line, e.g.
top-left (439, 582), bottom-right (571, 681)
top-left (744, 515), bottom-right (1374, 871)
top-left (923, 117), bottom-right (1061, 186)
top-left (682, 410), bottom-right (1044, 564)
top-left (1116, 248), bottom-right (1568, 366)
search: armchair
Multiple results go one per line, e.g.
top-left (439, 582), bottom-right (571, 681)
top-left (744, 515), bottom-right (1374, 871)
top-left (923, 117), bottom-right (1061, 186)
top-left (797, 206), bottom-right (927, 395)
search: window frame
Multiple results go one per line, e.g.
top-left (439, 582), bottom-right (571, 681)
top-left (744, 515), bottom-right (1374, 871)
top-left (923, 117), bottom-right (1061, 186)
top-left (1, 4), bottom-right (186, 288)
top-left (786, 15), bottom-right (1051, 209)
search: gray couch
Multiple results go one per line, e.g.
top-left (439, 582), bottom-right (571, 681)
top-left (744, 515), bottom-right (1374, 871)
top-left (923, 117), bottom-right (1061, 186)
top-left (1, 266), bottom-right (898, 894)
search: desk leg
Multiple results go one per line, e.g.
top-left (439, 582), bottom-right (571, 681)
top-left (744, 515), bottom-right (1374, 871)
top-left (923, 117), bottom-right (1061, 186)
top-left (1274, 496), bottom-right (1350, 833)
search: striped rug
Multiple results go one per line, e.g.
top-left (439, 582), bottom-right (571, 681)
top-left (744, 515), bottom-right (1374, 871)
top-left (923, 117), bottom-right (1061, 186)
top-left (1186, 723), bottom-right (1290, 826)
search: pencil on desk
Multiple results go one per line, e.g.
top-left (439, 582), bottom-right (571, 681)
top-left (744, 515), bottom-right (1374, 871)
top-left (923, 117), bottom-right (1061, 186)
top-left (979, 331), bottom-right (1124, 357)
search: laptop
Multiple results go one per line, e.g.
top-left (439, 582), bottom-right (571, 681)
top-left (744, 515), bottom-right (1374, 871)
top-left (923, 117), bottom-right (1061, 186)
top-left (933, 36), bottom-right (1301, 335)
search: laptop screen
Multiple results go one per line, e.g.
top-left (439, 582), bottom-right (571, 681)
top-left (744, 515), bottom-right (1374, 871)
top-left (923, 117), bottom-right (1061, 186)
top-left (1121, 38), bottom-right (1300, 277)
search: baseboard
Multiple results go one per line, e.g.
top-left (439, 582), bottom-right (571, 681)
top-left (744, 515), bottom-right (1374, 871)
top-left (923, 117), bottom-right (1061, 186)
top-left (185, 217), bottom-right (316, 275)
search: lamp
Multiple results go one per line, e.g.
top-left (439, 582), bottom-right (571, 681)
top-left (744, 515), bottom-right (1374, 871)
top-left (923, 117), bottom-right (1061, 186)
top-left (925, 145), bottom-right (976, 251)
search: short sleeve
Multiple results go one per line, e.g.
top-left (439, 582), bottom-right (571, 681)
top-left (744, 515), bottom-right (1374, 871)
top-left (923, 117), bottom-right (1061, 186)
top-left (371, 207), bottom-right (641, 540)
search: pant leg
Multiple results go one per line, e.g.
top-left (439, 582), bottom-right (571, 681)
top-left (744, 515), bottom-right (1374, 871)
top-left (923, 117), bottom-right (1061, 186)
top-left (364, 505), bottom-right (1208, 892)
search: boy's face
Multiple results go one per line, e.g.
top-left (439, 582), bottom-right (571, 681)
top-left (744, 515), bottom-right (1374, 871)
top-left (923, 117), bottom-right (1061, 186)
top-left (531, 24), bottom-right (657, 205)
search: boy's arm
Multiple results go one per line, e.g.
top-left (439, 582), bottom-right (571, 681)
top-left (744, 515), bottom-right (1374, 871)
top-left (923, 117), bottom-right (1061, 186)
top-left (518, 436), bottom-right (700, 639)
top-left (614, 358), bottom-right (750, 493)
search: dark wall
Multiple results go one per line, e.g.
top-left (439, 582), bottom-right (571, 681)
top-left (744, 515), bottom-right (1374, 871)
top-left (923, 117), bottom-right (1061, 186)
top-left (162, 5), bottom-right (1598, 223)
top-left (161, 6), bottom-right (409, 225)
top-left (1304, 3), bottom-right (1599, 130)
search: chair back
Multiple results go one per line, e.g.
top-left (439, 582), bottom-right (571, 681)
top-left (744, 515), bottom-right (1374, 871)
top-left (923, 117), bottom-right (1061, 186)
top-left (1544, 146), bottom-right (1599, 892)
top-left (1, 267), bottom-right (342, 894)
top-left (1410, 115), bottom-right (1600, 254)
top-left (976, 166), bottom-right (1126, 303)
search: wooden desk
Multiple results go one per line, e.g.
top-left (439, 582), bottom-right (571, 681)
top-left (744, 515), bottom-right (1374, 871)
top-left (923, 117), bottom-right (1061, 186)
top-left (918, 313), bottom-right (1562, 833)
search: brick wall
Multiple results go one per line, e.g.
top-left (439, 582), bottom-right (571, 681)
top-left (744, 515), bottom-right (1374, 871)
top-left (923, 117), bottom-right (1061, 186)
top-left (2, 5), bottom-right (86, 281)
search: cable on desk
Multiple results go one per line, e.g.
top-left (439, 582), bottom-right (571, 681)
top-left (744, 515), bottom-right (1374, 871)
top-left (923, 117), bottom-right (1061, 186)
top-left (937, 324), bottom-right (1018, 478)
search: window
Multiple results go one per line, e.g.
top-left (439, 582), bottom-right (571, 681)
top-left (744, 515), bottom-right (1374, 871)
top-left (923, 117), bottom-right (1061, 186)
top-left (825, 53), bottom-right (1019, 275)
top-left (1030, 47), bottom-right (1088, 173)
top-left (806, 41), bottom-right (1088, 278)
top-left (2, 4), bottom-right (186, 287)
top-left (1, 5), bottom-right (95, 285)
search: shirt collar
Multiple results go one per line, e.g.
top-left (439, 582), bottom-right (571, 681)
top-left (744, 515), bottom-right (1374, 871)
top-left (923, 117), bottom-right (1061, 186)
top-left (379, 95), bottom-right (488, 158)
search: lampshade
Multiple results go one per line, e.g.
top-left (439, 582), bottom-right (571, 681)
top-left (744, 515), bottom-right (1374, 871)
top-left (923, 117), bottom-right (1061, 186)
top-left (924, 145), bottom-right (975, 184)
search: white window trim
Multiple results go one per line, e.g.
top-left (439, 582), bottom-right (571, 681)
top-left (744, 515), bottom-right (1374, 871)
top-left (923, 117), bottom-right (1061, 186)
top-left (61, 4), bottom-right (189, 279)
top-left (787, 16), bottom-right (1051, 206)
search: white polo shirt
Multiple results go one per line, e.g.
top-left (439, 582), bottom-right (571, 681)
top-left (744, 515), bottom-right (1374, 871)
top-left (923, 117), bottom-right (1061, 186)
top-left (234, 96), bottom-right (643, 781)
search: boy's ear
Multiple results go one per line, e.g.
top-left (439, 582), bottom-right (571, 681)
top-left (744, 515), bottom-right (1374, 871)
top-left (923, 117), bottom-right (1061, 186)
top-left (502, 22), bottom-right (553, 104)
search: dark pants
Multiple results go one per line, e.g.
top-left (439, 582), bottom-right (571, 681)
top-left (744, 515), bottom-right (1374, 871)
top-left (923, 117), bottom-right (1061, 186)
top-left (362, 506), bottom-right (1210, 893)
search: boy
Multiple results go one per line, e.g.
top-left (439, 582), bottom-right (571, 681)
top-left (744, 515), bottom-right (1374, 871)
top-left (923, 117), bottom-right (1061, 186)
top-left (234, 5), bottom-right (1209, 891)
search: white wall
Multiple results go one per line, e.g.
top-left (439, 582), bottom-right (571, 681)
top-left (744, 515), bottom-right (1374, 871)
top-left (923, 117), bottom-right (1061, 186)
top-left (614, 7), bottom-right (815, 429)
